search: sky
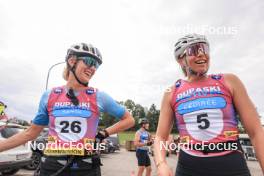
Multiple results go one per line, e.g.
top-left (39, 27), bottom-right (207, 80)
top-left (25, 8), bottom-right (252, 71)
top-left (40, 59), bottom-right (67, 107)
top-left (0, 0), bottom-right (264, 122)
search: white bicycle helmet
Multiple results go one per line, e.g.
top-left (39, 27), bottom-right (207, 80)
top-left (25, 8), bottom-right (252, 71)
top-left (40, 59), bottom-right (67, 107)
top-left (174, 34), bottom-right (209, 60)
top-left (66, 43), bottom-right (102, 65)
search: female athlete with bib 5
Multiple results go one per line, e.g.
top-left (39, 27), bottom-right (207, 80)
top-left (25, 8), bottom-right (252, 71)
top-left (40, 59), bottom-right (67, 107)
top-left (0, 43), bottom-right (135, 176)
top-left (153, 34), bottom-right (264, 176)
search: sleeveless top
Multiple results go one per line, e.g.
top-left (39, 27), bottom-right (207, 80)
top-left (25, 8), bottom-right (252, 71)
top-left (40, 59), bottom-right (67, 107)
top-left (136, 129), bottom-right (150, 151)
top-left (44, 86), bottom-right (99, 156)
top-left (170, 74), bottom-right (239, 157)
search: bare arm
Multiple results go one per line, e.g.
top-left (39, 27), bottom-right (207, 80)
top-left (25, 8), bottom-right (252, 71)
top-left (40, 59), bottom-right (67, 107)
top-left (225, 73), bottom-right (264, 172)
top-left (0, 124), bottom-right (44, 152)
top-left (105, 111), bottom-right (135, 135)
top-left (154, 88), bottom-right (174, 175)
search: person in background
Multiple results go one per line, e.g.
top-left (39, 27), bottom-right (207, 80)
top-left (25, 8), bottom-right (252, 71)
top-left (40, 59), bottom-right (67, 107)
top-left (134, 118), bottom-right (153, 176)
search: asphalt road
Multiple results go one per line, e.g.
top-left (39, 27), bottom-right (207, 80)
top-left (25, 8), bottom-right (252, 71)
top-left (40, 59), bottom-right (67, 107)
top-left (14, 148), bottom-right (262, 176)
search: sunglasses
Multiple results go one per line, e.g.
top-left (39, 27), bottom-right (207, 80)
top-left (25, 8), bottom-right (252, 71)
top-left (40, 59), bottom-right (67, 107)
top-left (181, 43), bottom-right (209, 58)
top-left (78, 56), bottom-right (100, 69)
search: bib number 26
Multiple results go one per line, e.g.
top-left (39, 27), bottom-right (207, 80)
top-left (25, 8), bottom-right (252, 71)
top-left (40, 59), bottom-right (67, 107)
top-left (55, 117), bottom-right (87, 142)
top-left (60, 121), bottom-right (81, 133)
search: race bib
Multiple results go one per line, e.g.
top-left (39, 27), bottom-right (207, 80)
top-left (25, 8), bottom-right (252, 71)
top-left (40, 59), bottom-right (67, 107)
top-left (54, 116), bottom-right (87, 142)
top-left (183, 109), bottom-right (224, 141)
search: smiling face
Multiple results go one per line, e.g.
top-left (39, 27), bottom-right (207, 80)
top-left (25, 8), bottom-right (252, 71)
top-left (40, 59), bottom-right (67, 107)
top-left (177, 43), bottom-right (210, 77)
top-left (75, 59), bottom-right (97, 83)
top-left (185, 52), bottom-right (210, 75)
top-left (67, 56), bottom-right (97, 87)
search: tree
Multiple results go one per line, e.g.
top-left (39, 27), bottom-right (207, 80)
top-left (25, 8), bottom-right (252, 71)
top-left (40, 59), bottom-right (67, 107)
top-left (134, 104), bottom-right (146, 118)
top-left (146, 104), bottom-right (160, 132)
top-left (99, 99), bottom-right (137, 130)
top-left (99, 113), bottom-right (118, 128)
top-left (99, 99), bottom-right (169, 132)
top-left (124, 99), bottom-right (136, 116)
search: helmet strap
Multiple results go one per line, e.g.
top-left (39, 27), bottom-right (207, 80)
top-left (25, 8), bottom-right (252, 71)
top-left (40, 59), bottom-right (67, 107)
top-left (69, 61), bottom-right (89, 87)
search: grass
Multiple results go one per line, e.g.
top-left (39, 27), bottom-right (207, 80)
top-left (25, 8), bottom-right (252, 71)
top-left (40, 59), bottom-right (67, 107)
top-left (118, 131), bottom-right (179, 145)
top-left (118, 131), bottom-right (136, 145)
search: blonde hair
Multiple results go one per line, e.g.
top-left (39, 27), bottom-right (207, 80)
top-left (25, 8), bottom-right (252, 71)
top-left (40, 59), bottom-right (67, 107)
top-left (63, 55), bottom-right (78, 81)
top-left (63, 64), bottom-right (70, 81)
top-left (180, 65), bottom-right (187, 77)
top-left (178, 55), bottom-right (187, 77)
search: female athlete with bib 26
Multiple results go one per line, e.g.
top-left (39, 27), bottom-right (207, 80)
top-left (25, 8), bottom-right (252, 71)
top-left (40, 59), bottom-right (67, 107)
top-left (0, 43), bottom-right (135, 176)
top-left (153, 34), bottom-right (264, 176)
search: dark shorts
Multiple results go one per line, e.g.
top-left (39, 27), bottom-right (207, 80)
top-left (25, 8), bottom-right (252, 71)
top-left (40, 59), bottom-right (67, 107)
top-left (176, 150), bottom-right (251, 176)
top-left (136, 149), bottom-right (151, 167)
top-left (39, 155), bottom-right (101, 176)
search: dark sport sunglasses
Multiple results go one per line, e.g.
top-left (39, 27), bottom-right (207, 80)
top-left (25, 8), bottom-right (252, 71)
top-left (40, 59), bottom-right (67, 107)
top-left (78, 56), bottom-right (100, 69)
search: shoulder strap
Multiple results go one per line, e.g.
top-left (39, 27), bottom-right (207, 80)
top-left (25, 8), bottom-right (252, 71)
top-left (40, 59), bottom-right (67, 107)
top-left (47, 86), bottom-right (65, 110)
top-left (170, 79), bottom-right (182, 109)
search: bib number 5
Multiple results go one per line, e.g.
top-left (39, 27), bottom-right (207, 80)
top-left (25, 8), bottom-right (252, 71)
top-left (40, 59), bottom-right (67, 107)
top-left (183, 109), bottom-right (224, 141)
top-left (197, 113), bottom-right (210, 130)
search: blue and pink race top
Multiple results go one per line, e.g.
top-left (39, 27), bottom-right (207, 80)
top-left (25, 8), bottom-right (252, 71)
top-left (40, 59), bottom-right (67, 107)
top-left (32, 86), bottom-right (125, 156)
top-left (171, 74), bottom-right (239, 157)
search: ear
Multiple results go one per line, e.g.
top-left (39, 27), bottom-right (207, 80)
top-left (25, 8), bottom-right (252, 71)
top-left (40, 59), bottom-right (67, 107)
top-left (67, 56), bottom-right (77, 67)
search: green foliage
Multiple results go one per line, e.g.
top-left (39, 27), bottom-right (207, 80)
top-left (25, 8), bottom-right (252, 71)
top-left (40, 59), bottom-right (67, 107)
top-left (146, 104), bottom-right (159, 131)
top-left (118, 131), bottom-right (135, 145)
top-left (98, 112), bottom-right (118, 128)
top-left (100, 99), bottom-right (165, 132)
top-left (124, 99), bottom-right (136, 113)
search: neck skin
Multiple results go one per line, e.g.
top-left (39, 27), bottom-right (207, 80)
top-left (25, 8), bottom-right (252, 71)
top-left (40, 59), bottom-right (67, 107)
top-left (186, 74), bottom-right (208, 82)
top-left (66, 73), bottom-right (88, 90)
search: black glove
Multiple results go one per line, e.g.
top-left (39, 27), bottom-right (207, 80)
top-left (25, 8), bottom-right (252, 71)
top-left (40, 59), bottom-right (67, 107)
top-left (95, 129), bottom-right (109, 141)
top-left (146, 140), bottom-right (153, 146)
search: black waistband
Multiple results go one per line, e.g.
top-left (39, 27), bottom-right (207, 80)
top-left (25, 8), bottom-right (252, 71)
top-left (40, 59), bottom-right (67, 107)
top-left (177, 150), bottom-right (251, 176)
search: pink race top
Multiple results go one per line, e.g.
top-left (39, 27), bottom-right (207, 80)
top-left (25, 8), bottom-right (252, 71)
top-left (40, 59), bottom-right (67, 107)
top-left (45, 86), bottom-right (99, 156)
top-left (171, 74), bottom-right (239, 157)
